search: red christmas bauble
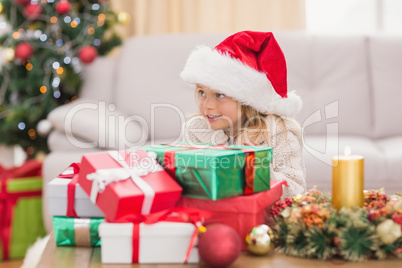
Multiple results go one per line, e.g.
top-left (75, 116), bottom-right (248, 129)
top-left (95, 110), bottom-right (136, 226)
top-left (79, 46), bottom-right (98, 64)
top-left (23, 4), bottom-right (42, 20)
top-left (14, 0), bottom-right (30, 6)
top-left (15, 42), bottom-right (34, 61)
top-left (198, 224), bottom-right (241, 268)
top-left (56, 1), bottom-right (71, 15)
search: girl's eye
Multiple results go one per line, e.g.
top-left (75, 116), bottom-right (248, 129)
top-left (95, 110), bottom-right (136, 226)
top-left (216, 93), bottom-right (225, 99)
top-left (198, 90), bottom-right (205, 97)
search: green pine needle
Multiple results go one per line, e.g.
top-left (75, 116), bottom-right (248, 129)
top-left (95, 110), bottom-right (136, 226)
top-left (338, 225), bottom-right (378, 262)
top-left (284, 225), bottom-right (309, 257)
top-left (274, 222), bottom-right (289, 249)
top-left (305, 225), bottom-right (337, 260)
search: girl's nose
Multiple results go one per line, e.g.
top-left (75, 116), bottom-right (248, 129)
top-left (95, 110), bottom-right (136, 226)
top-left (203, 96), bottom-right (216, 109)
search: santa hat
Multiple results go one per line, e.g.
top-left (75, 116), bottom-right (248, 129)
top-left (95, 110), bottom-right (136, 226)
top-left (180, 31), bottom-right (302, 118)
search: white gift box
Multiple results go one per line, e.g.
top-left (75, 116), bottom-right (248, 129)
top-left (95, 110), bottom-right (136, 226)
top-left (99, 221), bottom-right (199, 264)
top-left (47, 177), bottom-right (104, 218)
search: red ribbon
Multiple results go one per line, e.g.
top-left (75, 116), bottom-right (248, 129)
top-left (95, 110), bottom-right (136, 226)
top-left (243, 151), bottom-right (256, 194)
top-left (0, 160), bottom-right (42, 260)
top-left (57, 163), bottom-right (80, 218)
top-left (113, 207), bottom-right (213, 264)
top-left (66, 175), bottom-right (79, 218)
top-left (163, 143), bottom-right (256, 195)
top-left (58, 163), bottom-right (80, 178)
top-left (132, 223), bottom-right (140, 263)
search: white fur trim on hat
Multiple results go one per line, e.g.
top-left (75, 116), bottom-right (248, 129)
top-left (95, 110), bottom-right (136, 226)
top-left (180, 45), bottom-right (302, 118)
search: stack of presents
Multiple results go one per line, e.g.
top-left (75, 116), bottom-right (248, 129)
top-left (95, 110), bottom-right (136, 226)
top-left (47, 144), bottom-right (287, 264)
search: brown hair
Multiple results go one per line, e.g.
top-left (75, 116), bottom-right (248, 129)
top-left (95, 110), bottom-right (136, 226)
top-left (233, 106), bottom-right (285, 145)
top-left (231, 105), bottom-right (269, 145)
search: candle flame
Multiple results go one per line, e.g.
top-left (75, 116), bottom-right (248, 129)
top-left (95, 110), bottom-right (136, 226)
top-left (344, 146), bottom-right (352, 156)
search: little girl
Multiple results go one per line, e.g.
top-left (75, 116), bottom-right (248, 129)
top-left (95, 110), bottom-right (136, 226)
top-left (180, 31), bottom-right (306, 198)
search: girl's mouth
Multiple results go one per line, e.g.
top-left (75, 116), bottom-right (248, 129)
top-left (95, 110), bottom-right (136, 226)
top-left (206, 115), bottom-right (222, 121)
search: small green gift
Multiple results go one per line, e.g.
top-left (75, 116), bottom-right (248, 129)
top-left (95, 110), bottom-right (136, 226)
top-left (141, 144), bottom-right (272, 200)
top-left (53, 216), bottom-right (104, 247)
top-left (0, 160), bottom-right (46, 260)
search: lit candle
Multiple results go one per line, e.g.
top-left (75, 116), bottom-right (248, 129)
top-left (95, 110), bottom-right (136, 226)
top-left (332, 146), bottom-right (364, 209)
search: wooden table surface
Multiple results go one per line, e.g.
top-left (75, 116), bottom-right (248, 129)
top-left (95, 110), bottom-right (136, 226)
top-left (36, 232), bottom-right (401, 268)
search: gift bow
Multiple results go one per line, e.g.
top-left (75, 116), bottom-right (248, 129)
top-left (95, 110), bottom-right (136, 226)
top-left (58, 163), bottom-right (80, 178)
top-left (86, 150), bottom-right (162, 215)
top-left (113, 207), bottom-right (213, 264)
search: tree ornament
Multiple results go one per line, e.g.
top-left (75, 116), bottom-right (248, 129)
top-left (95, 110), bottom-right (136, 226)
top-left (15, 42), bottom-right (34, 60)
top-left (245, 224), bottom-right (275, 255)
top-left (376, 219), bottom-right (402, 245)
top-left (14, 0), bottom-right (30, 6)
top-left (198, 224), bottom-right (241, 267)
top-left (78, 45), bottom-right (97, 64)
top-left (24, 4), bottom-right (42, 20)
top-left (56, 1), bottom-right (71, 15)
top-left (3, 48), bottom-right (15, 62)
top-left (37, 119), bottom-right (52, 137)
top-left (117, 11), bottom-right (130, 25)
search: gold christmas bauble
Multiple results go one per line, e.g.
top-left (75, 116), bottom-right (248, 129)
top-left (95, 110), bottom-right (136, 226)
top-left (3, 48), bottom-right (15, 62)
top-left (117, 12), bottom-right (130, 25)
top-left (245, 224), bottom-right (275, 255)
top-left (376, 219), bottom-right (402, 245)
top-left (0, 3), bottom-right (3, 14)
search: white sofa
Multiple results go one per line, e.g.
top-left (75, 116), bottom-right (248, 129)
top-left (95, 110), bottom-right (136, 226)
top-left (43, 32), bottom-right (402, 232)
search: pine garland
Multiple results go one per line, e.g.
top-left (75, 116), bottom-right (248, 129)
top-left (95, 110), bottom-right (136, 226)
top-left (271, 188), bottom-right (402, 262)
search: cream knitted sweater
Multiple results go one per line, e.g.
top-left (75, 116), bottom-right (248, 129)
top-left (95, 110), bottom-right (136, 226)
top-left (181, 116), bottom-right (307, 198)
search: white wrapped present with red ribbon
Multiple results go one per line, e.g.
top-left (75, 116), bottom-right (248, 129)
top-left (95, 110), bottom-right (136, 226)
top-left (99, 207), bottom-right (212, 264)
top-left (47, 163), bottom-right (104, 218)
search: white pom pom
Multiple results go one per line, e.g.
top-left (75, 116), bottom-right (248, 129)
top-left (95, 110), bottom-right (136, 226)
top-left (37, 119), bottom-right (52, 137)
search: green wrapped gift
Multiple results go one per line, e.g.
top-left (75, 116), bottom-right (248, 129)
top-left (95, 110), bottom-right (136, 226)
top-left (141, 144), bottom-right (272, 200)
top-left (0, 161), bottom-right (46, 260)
top-left (53, 216), bottom-right (104, 247)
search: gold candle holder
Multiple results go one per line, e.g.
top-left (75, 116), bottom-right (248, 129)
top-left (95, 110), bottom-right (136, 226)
top-left (332, 146), bottom-right (364, 210)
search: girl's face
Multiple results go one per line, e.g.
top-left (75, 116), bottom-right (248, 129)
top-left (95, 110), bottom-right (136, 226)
top-left (196, 84), bottom-right (241, 135)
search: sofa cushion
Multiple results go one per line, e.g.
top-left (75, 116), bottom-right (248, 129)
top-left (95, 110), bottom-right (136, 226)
top-left (48, 130), bottom-right (92, 151)
top-left (303, 135), bottom-right (388, 191)
top-left (113, 34), bottom-right (229, 141)
top-left (377, 136), bottom-right (402, 182)
top-left (47, 98), bottom-right (148, 149)
top-left (276, 34), bottom-right (373, 137)
top-left (79, 57), bottom-right (117, 102)
top-left (369, 35), bottom-right (402, 138)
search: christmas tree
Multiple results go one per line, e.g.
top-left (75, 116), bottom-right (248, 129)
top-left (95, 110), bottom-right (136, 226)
top-left (0, 0), bottom-right (124, 157)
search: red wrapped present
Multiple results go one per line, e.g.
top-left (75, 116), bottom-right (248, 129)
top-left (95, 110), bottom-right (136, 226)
top-left (78, 149), bottom-right (182, 222)
top-left (176, 180), bottom-right (287, 250)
